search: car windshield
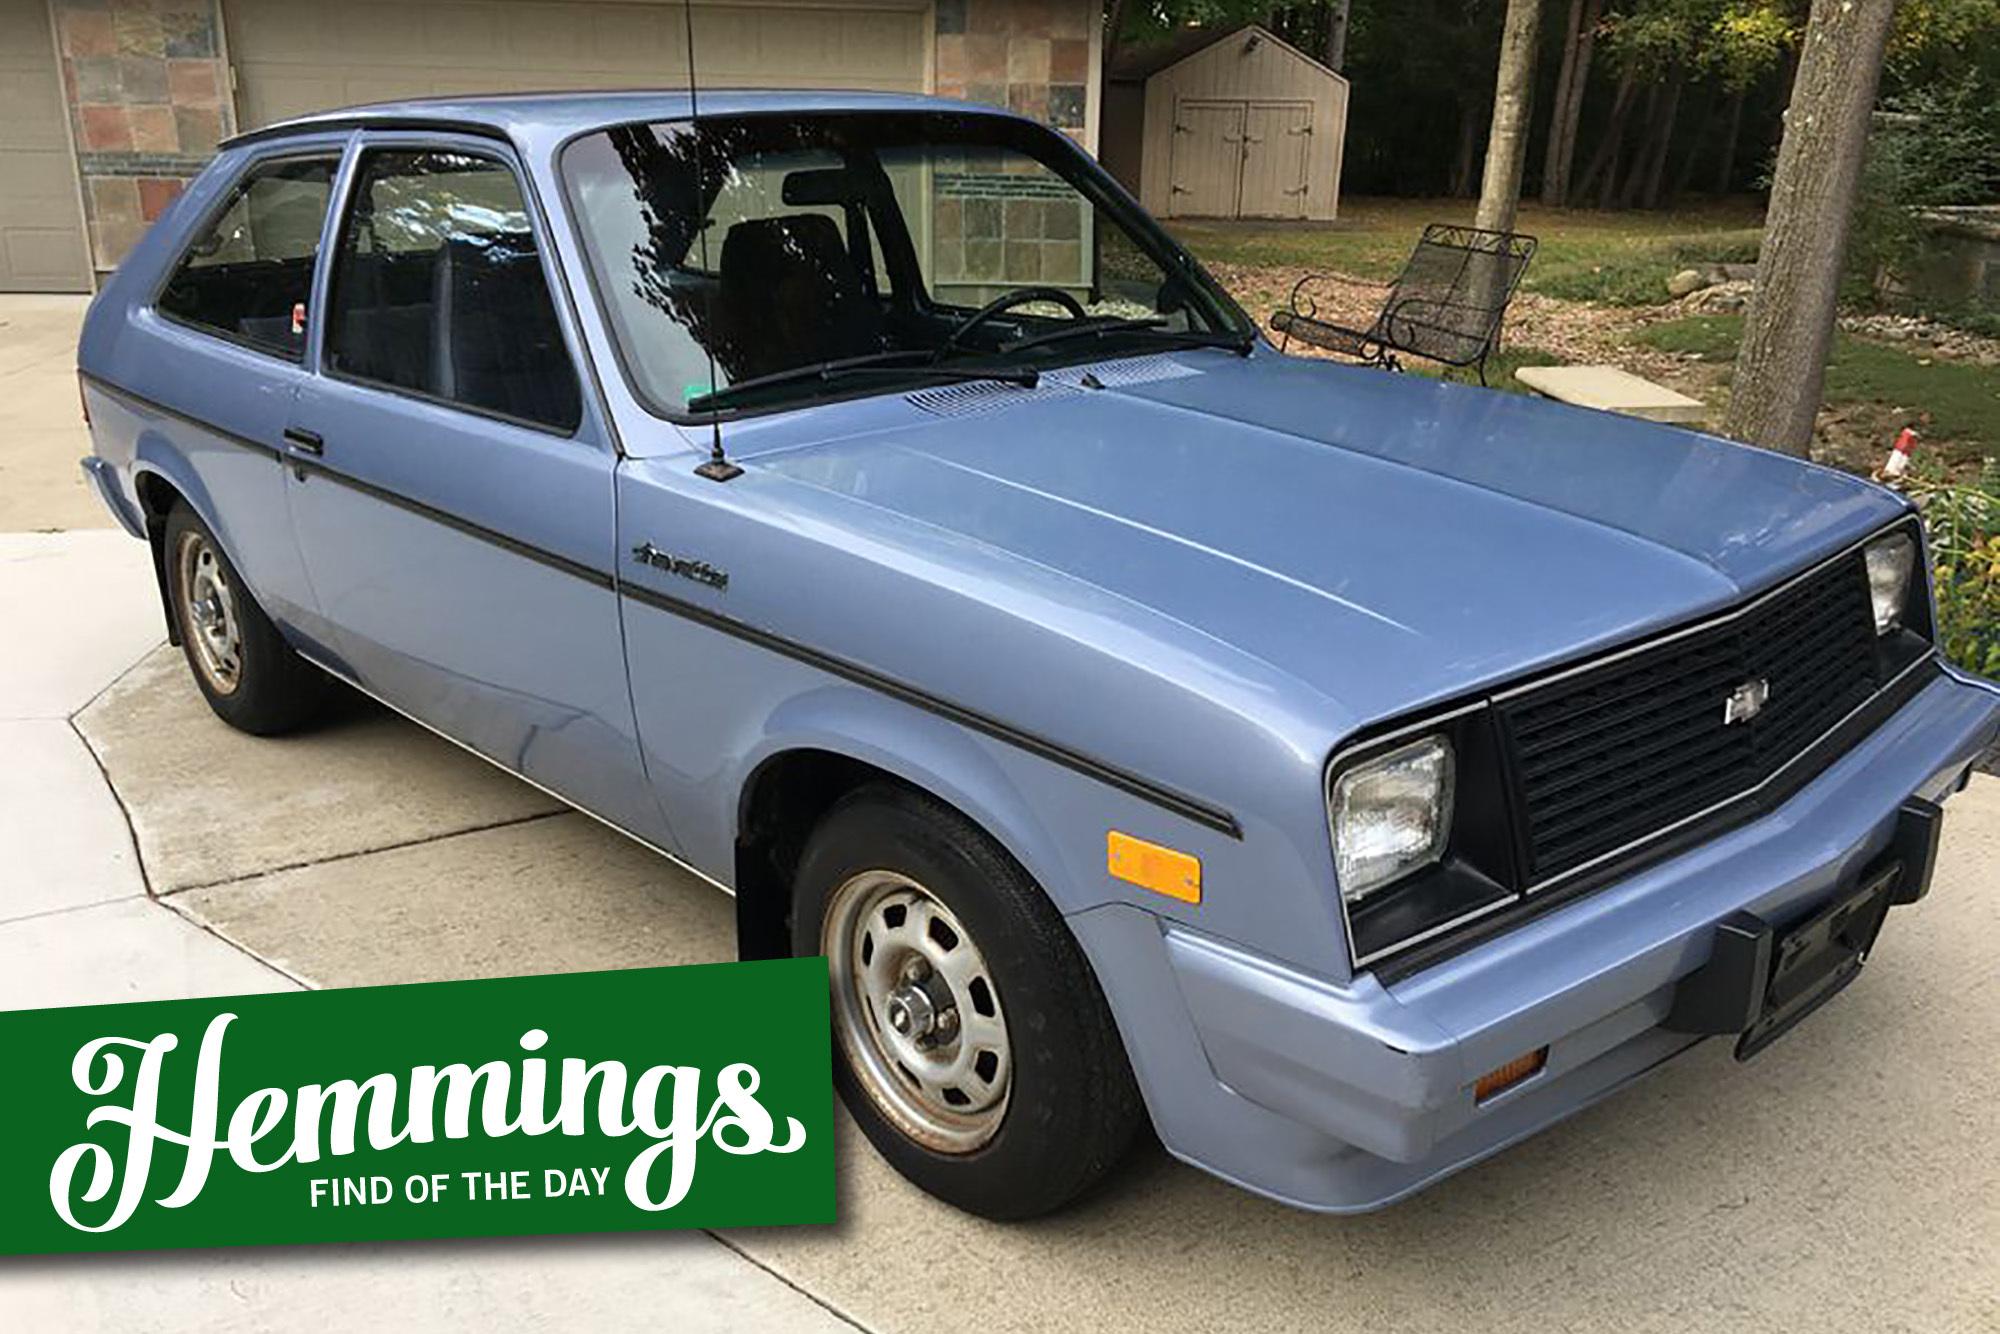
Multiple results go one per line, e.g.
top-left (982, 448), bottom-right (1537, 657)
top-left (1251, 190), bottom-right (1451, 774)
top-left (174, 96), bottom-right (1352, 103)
top-left (562, 110), bottom-right (1252, 417)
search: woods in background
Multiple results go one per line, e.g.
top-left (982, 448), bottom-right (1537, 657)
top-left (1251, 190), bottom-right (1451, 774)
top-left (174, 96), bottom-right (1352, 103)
top-left (1108, 0), bottom-right (2000, 209)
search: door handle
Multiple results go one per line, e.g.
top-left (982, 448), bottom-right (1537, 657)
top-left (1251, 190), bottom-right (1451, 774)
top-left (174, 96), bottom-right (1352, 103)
top-left (283, 427), bottom-right (324, 456)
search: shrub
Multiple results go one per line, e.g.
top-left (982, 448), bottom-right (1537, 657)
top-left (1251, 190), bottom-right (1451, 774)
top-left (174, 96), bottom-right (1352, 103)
top-left (1845, 74), bottom-right (2000, 308)
top-left (1910, 458), bottom-right (2000, 677)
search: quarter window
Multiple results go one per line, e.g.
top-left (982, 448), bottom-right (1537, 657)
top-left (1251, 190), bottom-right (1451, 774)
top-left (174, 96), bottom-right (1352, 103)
top-left (325, 149), bottom-right (581, 432)
top-left (157, 155), bottom-right (338, 359)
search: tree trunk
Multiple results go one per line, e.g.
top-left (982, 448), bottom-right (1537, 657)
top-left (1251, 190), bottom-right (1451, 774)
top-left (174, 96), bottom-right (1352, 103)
top-left (1324, 0), bottom-right (1351, 72)
top-left (1541, 0), bottom-right (1600, 206)
top-left (1475, 0), bottom-right (1545, 234)
top-left (1573, 65), bottom-right (1636, 203)
top-left (1103, 0), bottom-right (1128, 77)
top-left (1670, 88), bottom-right (1717, 201)
top-left (1451, 97), bottom-right (1483, 197)
top-left (1713, 86), bottom-right (1747, 193)
top-left (1723, 0), bottom-right (1898, 457)
top-left (1540, 0), bottom-right (1585, 205)
top-left (1615, 79), bottom-right (1662, 209)
top-left (1638, 68), bottom-right (1683, 209)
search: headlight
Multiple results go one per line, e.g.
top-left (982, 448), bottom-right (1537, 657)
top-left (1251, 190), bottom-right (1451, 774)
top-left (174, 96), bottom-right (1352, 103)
top-left (1331, 735), bottom-right (1454, 903)
top-left (1863, 531), bottom-right (1917, 635)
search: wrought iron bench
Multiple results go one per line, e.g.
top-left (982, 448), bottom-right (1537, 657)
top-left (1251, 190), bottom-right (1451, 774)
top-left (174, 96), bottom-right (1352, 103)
top-left (1269, 224), bottom-right (1538, 385)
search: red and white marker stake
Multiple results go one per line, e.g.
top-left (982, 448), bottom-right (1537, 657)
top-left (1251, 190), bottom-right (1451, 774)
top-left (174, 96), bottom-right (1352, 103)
top-left (1881, 427), bottom-right (1918, 481)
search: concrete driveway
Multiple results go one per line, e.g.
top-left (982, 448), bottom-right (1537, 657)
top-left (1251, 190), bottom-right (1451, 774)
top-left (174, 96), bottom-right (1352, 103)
top-left (4, 294), bottom-right (1998, 1332)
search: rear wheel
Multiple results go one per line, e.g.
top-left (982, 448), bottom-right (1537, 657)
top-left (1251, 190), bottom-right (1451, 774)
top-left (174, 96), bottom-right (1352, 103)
top-left (164, 503), bottom-right (327, 735)
top-left (793, 784), bottom-right (1144, 1219)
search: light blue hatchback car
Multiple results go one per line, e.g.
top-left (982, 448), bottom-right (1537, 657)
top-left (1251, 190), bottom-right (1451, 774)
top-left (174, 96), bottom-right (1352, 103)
top-left (78, 90), bottom-right (2000, 1219)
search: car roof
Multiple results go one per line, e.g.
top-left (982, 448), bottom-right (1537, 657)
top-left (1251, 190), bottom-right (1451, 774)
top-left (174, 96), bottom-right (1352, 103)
top-left (222, 88), bottom-right (1026, 149)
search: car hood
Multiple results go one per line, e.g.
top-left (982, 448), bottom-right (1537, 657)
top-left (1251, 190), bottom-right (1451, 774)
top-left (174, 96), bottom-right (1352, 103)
top-left (749, 352), bottom-right (1906, 727)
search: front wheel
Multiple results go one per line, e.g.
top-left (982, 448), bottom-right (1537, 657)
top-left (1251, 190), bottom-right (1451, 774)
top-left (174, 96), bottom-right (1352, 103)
top-left (164, 503), bottom-right (327, 735)
top-left (793, 785), bottom-right (1144, 1219)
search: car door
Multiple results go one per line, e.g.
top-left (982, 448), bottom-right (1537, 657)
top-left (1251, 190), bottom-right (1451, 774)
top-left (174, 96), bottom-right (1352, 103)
top-left (103, 144), bottom-right (347, 647)
top-left (283, 133), bottom-right (672, 848)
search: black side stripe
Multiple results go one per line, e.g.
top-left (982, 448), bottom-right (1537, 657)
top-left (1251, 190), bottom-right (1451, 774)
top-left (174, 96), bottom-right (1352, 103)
top-left (619, 580), bottom-right (1244, 839)
top-left (287, 455), bottom-right (615, 589)
top-left (85, 373), bottom-right (282, 460)
top-left (84, 374), bottom-right (612, 590)
top-left (84, 373), bottom-right (1243, 839)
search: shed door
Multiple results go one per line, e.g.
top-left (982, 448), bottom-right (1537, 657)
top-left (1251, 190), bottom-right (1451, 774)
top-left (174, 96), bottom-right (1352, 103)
top-left (1168, 100), bottom-right (1244, 219)
top-left (0, 0), bottom-right (92, 290)
top-left (1239, 102), bottom-right (1312, 220)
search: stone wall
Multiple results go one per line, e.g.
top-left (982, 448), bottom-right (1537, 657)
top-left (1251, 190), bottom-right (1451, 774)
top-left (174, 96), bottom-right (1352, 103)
top-left (929, 0), bottom-right (1100, 301)
top-left (933, 0), bottom-right (1095, 146)
top-left (53, 0), bottom-right (234, 272)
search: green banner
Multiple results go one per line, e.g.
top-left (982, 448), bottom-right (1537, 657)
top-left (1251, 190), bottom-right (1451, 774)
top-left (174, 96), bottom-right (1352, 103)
top-left (0, 959), bottom-right (835, 1253)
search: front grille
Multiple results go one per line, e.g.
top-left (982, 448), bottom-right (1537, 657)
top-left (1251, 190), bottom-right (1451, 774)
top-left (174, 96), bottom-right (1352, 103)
top-left (1497, 551), bottom-right (1881, 884)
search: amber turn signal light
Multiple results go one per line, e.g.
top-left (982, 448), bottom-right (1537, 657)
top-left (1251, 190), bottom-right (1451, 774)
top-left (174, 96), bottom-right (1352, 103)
top-left (1474, 1047), bottom-right (1548, 1103)
top-left (1107, 831), bottom-right (1201, 904)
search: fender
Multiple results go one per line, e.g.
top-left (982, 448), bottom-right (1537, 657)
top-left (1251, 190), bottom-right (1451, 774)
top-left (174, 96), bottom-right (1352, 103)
top-left (722, 682), bottom-right (1079, 918)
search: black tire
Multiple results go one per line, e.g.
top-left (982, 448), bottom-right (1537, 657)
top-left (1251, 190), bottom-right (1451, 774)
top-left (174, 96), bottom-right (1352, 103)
top-left (163, 502), bottom-right (327, 735)
top-left (792, 783), bottom-right (1145, 1219)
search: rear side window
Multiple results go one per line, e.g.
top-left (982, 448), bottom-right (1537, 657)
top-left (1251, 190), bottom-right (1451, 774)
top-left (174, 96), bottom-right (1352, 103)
top-left (325, 148), bottom-right (581, 433)
top-left (157, 155), bottom-right (338, 359)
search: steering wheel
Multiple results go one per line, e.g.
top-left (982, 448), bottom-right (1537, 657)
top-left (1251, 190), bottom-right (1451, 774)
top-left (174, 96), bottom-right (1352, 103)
top-left (941, 285), bottom-right (1089, 353)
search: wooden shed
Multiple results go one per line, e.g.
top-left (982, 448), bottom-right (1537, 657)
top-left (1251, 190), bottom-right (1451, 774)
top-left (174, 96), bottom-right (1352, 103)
top-left (1110, 25), bottom-right (1348, 222)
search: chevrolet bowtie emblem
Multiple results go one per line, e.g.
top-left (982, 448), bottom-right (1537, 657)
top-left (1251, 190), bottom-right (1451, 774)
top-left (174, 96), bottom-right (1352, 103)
top-left (1723, 678), bottom-right (1770, 726)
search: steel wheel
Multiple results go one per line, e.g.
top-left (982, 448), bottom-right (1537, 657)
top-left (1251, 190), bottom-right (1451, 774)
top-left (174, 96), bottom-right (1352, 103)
top-left (175, 529), bottom-right (243, 696)
top-left (823, 869), bottom-right (1012, 1154)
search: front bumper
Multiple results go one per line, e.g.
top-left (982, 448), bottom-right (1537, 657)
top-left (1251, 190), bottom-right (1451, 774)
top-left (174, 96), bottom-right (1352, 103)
top-left (1070, 666), bottom-right (1999, 1213)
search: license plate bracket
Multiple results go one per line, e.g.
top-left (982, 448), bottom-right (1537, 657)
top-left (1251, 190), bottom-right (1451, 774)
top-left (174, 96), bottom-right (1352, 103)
top-left (1732, 868), bottom-right (1894, 1060)
top-left (1663, 797), bottom-right (1943, 1059)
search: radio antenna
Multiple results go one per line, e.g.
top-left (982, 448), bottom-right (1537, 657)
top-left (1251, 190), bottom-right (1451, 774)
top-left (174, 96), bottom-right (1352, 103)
top-left (684, 0), bottom-right (742, 482)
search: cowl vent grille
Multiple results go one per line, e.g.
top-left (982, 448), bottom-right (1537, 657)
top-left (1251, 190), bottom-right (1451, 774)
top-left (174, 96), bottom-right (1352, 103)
top-left (905, 380), bottom-right (1077, 417)
top-left (905, 355), bottom-right (1203, 416)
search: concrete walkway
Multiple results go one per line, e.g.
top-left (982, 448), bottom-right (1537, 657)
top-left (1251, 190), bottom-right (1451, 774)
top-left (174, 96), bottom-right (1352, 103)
top-left (0, 540), bottom-right (862, 1332)
top-left (0, 300), bottom-right (853, 1333)
top-left (0, 297), bottom-right (101, 533)
top-left (4, 293), bottom-right (1999, 1332)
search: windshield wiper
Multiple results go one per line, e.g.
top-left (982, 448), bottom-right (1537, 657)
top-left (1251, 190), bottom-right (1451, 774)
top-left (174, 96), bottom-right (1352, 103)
top-left (685, 349), bottom-right (1038, 414)
top-left (998, 318), bottom-right (1254, 357)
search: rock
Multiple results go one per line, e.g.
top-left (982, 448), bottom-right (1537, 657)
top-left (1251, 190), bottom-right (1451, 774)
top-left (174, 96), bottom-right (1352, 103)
top-left (1667, 268), bottom-right (1709, 298)
top-left (1681, 280), bottom-right (1754, 314)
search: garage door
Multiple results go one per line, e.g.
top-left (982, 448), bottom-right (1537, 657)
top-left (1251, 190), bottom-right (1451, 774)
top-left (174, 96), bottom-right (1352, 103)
top-left (0, 0), bottom-right (93, 291)
top-left (225, 0), bottom-right (931, 130)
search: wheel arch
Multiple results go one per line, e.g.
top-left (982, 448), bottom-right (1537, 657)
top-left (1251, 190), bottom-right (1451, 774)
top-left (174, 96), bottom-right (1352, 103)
top-left (130, 462), bottom-right (199, 647)
top-left (729, 718), bottom-right (1074, 965)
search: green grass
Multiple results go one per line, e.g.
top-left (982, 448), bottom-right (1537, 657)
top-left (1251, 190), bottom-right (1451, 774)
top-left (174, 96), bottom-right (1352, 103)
top-left (1410, 345), bottom-right (1563, 393)
top-left (1170, 195), bottom-right (1767, 306)
top-left (1636, 314), bottom-right (2000, 457)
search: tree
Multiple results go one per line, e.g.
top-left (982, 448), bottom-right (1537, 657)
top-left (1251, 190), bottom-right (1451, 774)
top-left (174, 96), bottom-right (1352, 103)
top-left (1324, 0), bottom-right (1352, 69)
top-left (1475, 0), bottom-right (1546, 232)
top-left (1541, 0), bottom-right (1604, 205)
top-left (1724, 0), bottom-right (1900, 457)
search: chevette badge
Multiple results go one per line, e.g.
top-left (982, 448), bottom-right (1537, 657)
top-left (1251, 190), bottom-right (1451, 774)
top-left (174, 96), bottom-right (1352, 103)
top-left (1723, 678), bottom-right (1771, 726)
top-left (633, 542), bottom-right (728, 591)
